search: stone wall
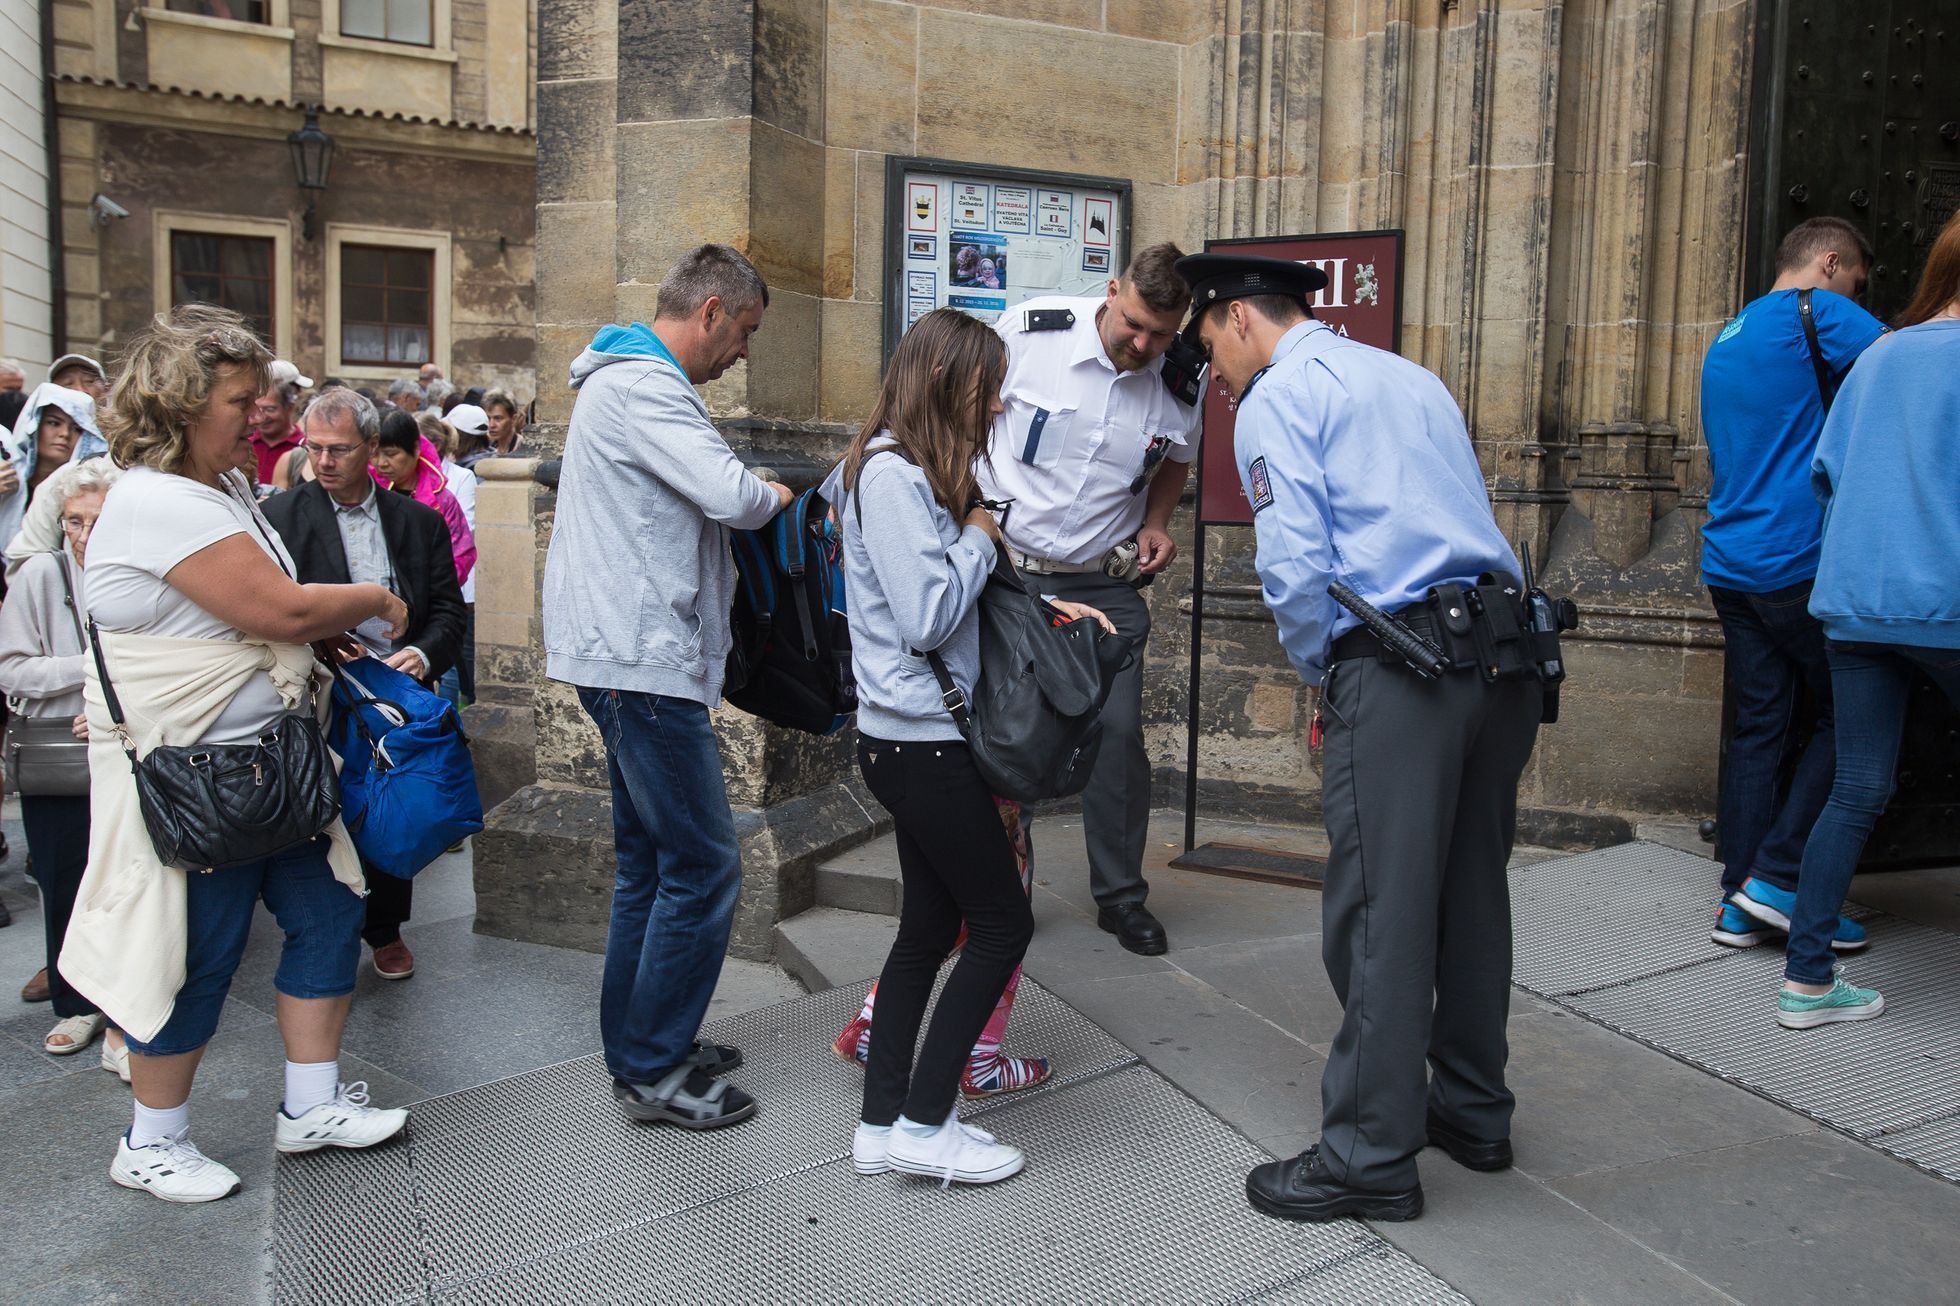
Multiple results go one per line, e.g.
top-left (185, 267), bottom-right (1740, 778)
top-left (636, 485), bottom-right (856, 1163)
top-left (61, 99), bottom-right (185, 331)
top-left (483, 0), bottom-right (1762, 960)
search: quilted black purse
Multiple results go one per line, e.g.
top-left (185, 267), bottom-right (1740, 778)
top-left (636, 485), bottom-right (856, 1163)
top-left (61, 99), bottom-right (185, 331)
top-left (84, 479), bottom-right (341, 872)
top-left (89, 616), bottom-right (341, 872)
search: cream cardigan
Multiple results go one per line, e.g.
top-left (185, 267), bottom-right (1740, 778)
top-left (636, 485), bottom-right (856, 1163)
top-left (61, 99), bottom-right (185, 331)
top-left (61, 629), bottom-right (363, 1042)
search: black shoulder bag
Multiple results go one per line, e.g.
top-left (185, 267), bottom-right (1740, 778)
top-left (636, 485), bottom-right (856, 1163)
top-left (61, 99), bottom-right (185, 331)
top-left (87, 476), bottom-right (340, 871)
top-left (853, 448), bottom-right (1135, 803)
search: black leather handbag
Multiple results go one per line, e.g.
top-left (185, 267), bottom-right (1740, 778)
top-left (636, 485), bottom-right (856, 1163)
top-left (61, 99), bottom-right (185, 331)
top-left (84, 483), bottom-right (341, 872)
top-left (89, 617), bottom-right (341, 872)
top-left (3, 553), bottom-right (93, 797)
top-left (924, 549), bottom-right (1135, 804)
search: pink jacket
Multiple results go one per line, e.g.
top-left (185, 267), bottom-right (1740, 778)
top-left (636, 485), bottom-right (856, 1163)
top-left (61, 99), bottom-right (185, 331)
top-left (374, 435), bottom-right (477, 585)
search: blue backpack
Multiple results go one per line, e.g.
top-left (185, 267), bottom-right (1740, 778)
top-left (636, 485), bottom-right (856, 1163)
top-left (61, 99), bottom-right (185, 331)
top-left (724, 487), bottom-right (856, 734)
top-left (329, 658), bottom-right (485, 879)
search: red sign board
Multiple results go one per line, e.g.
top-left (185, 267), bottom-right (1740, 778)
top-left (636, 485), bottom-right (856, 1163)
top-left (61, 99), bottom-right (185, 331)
top-left (1195, 231), bottom-right (1404, 525)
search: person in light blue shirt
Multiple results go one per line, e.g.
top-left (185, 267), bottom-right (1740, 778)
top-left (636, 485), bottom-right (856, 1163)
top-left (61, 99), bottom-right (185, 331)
top-left (1699, 216), bottom-right (1886, 956)
top-left (1178, 252), bottom-right (1543, 1227)
top-left (1771, 214), bottom-right (1960, 1032)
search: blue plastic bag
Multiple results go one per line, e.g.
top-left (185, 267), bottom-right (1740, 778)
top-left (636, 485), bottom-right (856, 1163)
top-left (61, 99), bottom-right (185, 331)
top-left (329, 657), bottom-right (484, 879)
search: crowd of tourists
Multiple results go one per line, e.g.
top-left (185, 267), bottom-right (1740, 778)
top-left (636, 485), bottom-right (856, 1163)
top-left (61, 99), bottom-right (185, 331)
top-left (0, 207), bottom-right (1952, 1222)
top-left (0, 328), bottom-right (527, 1201)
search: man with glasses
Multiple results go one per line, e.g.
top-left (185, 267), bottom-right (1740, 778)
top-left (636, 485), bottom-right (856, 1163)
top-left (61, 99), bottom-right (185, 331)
top-left (264, 387), bottom-right (467, 982)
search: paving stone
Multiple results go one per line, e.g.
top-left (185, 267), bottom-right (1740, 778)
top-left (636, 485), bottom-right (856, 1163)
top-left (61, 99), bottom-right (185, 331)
top-left (1544, 1130), bottom-right (1960, 1304)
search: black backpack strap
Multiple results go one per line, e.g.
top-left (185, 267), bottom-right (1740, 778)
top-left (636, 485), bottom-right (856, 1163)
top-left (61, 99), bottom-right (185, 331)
top-left (851, 445), bottom-right (917, 531)
top-left (1797, 288), bottom-right (1836, 412)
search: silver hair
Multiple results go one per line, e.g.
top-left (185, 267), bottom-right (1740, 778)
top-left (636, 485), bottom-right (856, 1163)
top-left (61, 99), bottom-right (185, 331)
top-left (387, 377), bottom-right (424, 402)
top-left (55, 456), bottom-right (122, 505)
top-left (304, 386), bottom-right (381, 440)
top-left (0, 358), bottom-right (22, 378)
top-left (423, 379), bottom-right (456, 408)
top-left (653, 243), bottom-right (769, 321)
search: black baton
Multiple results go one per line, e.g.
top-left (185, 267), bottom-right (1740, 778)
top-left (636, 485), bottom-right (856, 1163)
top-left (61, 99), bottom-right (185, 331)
top-left (1327, 582), bottom-right (1451, 680)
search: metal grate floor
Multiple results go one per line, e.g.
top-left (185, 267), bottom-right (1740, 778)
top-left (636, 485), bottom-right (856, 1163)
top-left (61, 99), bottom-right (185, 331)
top-left (1511, 841), bottom-right (1960, 1183)
top-left (276, 977), bottom-right (1466, 1305)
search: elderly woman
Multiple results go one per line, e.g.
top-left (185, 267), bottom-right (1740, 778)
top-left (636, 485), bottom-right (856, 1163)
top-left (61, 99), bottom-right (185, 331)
top-left (374, 409), bottom-right (476, 588)
top-left (72, 304), bottom-right (412, 1205)
top-left (416, 408), bottom-right (478, 706)
top-left (0, 459), bottom-right (127, 1071)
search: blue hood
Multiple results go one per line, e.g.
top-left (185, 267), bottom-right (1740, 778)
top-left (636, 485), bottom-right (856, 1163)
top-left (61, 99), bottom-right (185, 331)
top-left (569, 322), bottom-right (682, 387)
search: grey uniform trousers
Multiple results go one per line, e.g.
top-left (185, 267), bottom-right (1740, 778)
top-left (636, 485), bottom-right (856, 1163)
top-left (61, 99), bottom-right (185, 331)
top-left (1037, 571), bottom-right (1153, 908)
top-left (1316, 653), bottom-right (1541, 1190)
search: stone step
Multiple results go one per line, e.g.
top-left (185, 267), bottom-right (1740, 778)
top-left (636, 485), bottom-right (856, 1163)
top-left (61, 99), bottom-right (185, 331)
top-left (771, 906), bottom-right (897, 994)
top-left (812, 836), bottom-right (902, 916)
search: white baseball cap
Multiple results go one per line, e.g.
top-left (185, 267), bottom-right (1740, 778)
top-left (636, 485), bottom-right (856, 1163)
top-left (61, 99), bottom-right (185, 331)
top-left (269, 359), bottom-right (315, 389)
top-left (447, 403), bottom-right (489, 436)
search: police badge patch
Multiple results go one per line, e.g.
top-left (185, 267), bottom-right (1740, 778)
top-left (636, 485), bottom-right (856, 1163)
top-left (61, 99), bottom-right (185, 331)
top-left (1248, 456), bottom-right (1274, 512)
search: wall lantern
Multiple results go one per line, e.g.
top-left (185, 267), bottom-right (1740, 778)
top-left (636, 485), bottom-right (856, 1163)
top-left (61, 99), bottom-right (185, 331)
top-left (287, 108), bottom-right (336, 241)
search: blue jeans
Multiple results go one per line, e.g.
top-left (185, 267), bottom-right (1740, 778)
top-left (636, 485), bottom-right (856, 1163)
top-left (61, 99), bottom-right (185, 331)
top-left (1786, 642), bottom-right (1960, 984)
top-left (124, 837), bottom-right (364, 1057)
top-left (577, 687), bottom-right (742, 1085)
top-left (1708, 583), bottom-right (1836, 895)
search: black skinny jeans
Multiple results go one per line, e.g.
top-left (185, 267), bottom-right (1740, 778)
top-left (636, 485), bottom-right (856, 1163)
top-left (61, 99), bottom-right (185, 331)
top-left (22, 795), bottom-right (95, 1019)
top-left (858, 736), bottom-right (1033, 1127)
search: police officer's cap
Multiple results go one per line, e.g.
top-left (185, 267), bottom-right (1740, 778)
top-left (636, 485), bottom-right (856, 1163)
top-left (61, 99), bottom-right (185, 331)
top-left (1173, 253), bottom-right (1328, 346)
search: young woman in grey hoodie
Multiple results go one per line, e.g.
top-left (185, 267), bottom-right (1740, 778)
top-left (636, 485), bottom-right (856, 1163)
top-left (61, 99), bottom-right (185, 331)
top-left (836, 310), bottom-right (1108, 1187)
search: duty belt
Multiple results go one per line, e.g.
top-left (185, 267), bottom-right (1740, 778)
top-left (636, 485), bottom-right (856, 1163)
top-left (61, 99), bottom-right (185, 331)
top-left (1007, 547), bottom-right (1104, 576)
top-left (1330, 607), bottom-right (1473, 670)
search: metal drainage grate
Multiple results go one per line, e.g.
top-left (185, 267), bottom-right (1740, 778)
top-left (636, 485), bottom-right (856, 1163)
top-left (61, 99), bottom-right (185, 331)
top-left (435, 1068), bottom-right (1468, 1306)
top-left (1508, 842), bottom-right (1732, 995)
top-left (1512, 842), bottom-right (1960, 1182)
top-left (276, 979), bottom-right (1464, 1305)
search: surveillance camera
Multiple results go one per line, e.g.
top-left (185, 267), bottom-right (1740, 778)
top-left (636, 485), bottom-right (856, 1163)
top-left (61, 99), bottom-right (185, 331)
top-left (90, 194), bottom-right (130, 224)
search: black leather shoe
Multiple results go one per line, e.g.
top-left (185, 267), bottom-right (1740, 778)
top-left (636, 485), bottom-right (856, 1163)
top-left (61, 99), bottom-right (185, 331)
top-left (1245, 1146), bottom-right (1423, 1223)
top-left (1096, 902), bottom-right (1168, 955)
top-left (1425, 1112), bottom-right (1513, 1171)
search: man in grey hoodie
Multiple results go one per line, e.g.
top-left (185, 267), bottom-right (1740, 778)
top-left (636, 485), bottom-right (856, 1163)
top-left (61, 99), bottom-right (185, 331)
top-left (543, 243), bottom-right (793, 1129)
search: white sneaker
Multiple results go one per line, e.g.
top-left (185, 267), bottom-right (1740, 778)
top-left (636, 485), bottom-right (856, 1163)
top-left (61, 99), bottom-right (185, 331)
top-left (274, 1082), bottom-right (409, 1153)
top-left (885, 1109), bottom-right (1025, 1187)
top-left (100, 1037), bottom-right (131, 1084)
top-left (853, 1121), bottom-right (892, 1175)
top-left (111, 1132), bottom-right (241, 1204)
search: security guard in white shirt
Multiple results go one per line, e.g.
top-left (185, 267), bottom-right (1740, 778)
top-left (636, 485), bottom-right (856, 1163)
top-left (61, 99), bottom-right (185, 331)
top-left (979, 243), bottom-right (1206, 955)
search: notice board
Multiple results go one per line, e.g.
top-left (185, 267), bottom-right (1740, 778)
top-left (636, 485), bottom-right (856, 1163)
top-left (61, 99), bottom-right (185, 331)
top-left (1195, 230), bottom-right (1405, 525)
top-left (883, 157), bottom-right (1131, 362)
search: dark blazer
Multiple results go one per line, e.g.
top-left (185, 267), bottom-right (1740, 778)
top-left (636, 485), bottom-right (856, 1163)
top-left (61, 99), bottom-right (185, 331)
top-left (263, 479), bottom-right (467, 681)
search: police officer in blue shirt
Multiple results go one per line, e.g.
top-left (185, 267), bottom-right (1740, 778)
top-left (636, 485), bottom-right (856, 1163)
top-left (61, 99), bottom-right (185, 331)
top-left (1177, 252), bottom-right (1545, 1223)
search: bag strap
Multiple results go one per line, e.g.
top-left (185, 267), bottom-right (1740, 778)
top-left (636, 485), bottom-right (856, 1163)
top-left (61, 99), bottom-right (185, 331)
top-left (923, 648), bottom-right (977, 738)
top-left (54, 552), bottom-right (84, 648)
top-left (1797, 288), bottom-right (1836, 413)
top-left (85, 617), bottom-right (141, 763)
top-left (221, 470), bottom-right (297, 581)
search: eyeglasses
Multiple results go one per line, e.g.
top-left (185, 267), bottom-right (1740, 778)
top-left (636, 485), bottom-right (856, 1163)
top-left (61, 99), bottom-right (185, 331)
top-left (60, 516), bottom-right (98, 534)
top-left (302, 442), bottom-right (365, 462)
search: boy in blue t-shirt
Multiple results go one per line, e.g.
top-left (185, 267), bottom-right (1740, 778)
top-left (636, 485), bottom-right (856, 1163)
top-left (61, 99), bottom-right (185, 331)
top-left (1698, 217), bottom-right (1885, 953)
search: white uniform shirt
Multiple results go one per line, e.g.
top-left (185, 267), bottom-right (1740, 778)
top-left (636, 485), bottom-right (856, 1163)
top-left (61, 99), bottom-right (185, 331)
top-left (978, 295), bottom-right (1203, 566)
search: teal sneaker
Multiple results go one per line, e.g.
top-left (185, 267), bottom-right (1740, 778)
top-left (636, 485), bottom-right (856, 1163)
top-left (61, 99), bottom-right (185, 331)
top-left (1731, 877), bottom-right (1868, 952)
top-left (1711, 901), bottom-right (1774, 949)
top-left (1777, 975), bottom-right (1885, 1030)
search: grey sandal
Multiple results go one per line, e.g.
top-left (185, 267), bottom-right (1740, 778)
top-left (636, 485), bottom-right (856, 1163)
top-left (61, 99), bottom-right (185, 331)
top-left (614, 1064), bottom-right (757, 1130)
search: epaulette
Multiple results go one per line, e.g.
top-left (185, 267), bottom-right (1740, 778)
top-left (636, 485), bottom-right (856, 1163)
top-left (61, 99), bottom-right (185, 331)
top-left (1022, 307), bottom-right (1076, 332)
top-left (1159, 336), bottom-right (1207, 407)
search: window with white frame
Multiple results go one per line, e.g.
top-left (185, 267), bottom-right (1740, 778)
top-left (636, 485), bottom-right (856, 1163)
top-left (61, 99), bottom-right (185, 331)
top-left (339, 244), bottom-right (434, 366)
top-left (339, 0), bottom-right (431, 45)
